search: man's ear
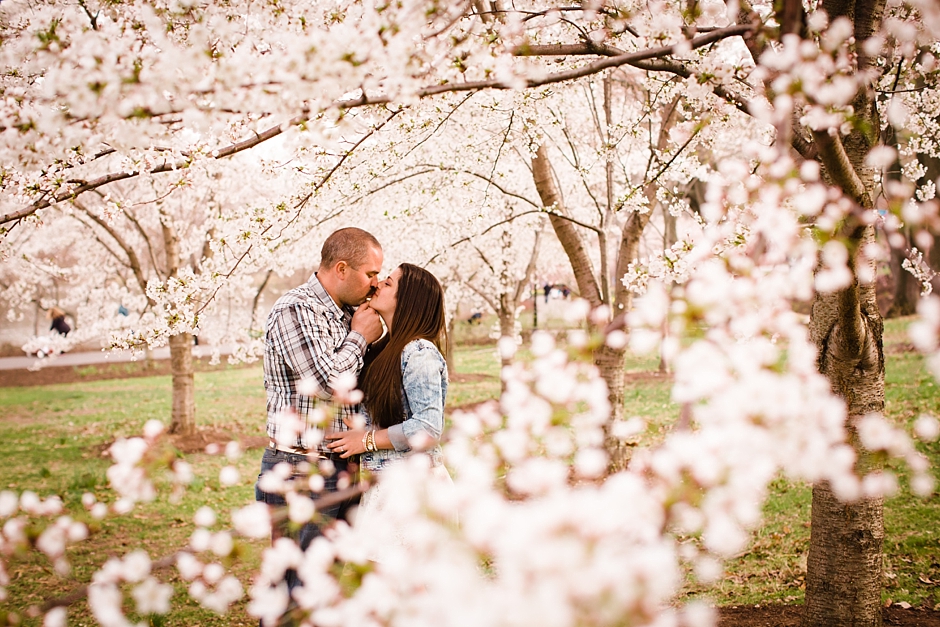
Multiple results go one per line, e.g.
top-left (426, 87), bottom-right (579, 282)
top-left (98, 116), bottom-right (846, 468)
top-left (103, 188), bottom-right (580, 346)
top-left (334, 260), bottom-right (348, 277)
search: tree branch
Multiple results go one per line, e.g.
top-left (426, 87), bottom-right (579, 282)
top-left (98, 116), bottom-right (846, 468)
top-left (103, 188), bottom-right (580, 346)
top-left (72, 200), bottom-right (153, 300)
top-left (811, 130), bottom-right (872, 207)
top-left (3, 23), bottom-right (757, 228)
top-left (532, 144), bottom-right (603, 307)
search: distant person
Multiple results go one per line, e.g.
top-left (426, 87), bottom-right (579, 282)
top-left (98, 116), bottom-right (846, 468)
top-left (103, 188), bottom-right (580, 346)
top-left (468, 312), bottom-right (482, 325)
top-left (543, 283), bottom-right (552, 303)
top-left (48, 307), bottom-right (71, 337)
top-left (561, 285), bottom-right (570, 299)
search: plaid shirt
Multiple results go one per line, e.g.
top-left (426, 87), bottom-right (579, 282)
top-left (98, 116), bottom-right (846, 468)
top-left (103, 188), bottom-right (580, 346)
top-left (263, 273), bottom-right (367, 453)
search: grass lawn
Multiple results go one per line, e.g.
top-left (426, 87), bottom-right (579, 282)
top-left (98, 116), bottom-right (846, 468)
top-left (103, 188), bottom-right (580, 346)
top-left (0, 317), bottom-right (937, 625)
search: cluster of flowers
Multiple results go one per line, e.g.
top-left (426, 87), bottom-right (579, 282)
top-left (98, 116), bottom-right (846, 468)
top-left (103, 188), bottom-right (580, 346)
top-left (0, 490), bottom-right (87, 602)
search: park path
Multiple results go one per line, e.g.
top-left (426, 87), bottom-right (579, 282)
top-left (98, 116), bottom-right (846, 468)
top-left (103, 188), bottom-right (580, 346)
top-left (0, 345), bottom-right (235, 371)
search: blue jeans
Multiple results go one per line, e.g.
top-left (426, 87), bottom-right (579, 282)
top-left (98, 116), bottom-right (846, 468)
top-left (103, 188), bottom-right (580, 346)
top-left (255, 448), bottom-right (359, 593)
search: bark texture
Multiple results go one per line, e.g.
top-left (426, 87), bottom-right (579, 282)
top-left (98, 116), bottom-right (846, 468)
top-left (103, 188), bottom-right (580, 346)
top-left (804, 256), bottom-right (885, 627)
top-left (805, 481), bottom-right (885, 627)
top-left (168, 331), bottom-right (196, 435)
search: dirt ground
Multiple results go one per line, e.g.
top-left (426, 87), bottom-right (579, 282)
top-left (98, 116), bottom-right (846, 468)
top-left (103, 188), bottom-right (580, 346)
top-left (0, 356), bottom-right (247, 388)
top-left (4, 364), bottom-right (940, 627)
top-left (717, 604), bottom-right (940, 626)
top-left (165, 427), bottom-right (269, 454)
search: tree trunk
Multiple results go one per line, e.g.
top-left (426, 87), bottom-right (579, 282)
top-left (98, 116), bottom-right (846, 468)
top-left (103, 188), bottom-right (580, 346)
top-left (800, 0), bottom-right (887, 619)
top-left (885, 230), bottom-right (920, 318)
top-left (659, 206), bottom-right (678, 373)
top-left (930, 233), bottom-right (940, 296)
top-left (532, 144), bottom-right (636, 469)
top-left (805, 482), bottom-right (885, 627)
top-left (161, 212), bottom-right (196, 436)
top-left (498, 292), bottom-right (515, 368)
top-left (168, 332), bottom-right (196, 435)
top-left (803, 236), bottom-right (886, 627)
top-left (595, 344), bottom-right (629, 470)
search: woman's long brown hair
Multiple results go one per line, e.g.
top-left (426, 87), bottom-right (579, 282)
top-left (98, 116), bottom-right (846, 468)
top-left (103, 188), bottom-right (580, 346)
top-left (360, 264), bottom-right (446, 429)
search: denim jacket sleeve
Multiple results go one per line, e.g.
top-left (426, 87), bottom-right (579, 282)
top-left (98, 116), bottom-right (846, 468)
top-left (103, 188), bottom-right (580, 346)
top-left (386, 340), bottom-right (447, 452)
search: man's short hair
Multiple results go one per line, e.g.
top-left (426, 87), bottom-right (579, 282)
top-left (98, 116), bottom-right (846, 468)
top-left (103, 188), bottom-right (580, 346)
top-left (319, 227), bottom-right (382, 269)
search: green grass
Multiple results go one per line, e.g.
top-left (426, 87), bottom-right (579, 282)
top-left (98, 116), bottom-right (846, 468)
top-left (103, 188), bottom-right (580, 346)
top-left (448, 345), bottom-right (501, 409)
top-left (1, 320), bottom-right (938, 624)
top-left (681, 316), bottom-right (940, 609)
top-left (880, 318), bottom-right (940, 609)
top-left (0, 368), bottom-right (267, 626)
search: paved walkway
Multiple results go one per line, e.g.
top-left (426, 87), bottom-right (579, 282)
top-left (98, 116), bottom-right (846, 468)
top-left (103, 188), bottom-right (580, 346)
top-left (0, 345), bottom-right (233, 371)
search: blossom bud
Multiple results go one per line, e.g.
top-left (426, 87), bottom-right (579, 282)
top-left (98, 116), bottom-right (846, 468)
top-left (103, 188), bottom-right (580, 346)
top-left (194, 506), bottom-right (217, 528)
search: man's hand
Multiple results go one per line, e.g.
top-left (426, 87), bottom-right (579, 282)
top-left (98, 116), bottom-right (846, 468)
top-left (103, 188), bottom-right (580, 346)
top-left (351, 303), bottom-right (384, 344)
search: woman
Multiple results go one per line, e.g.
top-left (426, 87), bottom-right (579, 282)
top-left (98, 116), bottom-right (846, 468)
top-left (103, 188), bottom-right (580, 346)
top-left (324, 263), bottom-right (453, 554)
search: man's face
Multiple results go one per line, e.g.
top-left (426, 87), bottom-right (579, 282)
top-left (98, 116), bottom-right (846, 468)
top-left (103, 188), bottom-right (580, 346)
top-left (340, 245), bottom-right (383, 306)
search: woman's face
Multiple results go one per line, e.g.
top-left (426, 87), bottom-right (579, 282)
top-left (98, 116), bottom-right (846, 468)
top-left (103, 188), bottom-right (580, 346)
top-left (370, 267), bottom-right (401, 320)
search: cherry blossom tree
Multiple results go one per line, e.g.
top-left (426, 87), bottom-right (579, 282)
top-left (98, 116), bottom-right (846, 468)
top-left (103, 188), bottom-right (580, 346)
top-left (0, 141), bottom-right (348, 434)
top-left (2, 1), bottom-right (940, 626)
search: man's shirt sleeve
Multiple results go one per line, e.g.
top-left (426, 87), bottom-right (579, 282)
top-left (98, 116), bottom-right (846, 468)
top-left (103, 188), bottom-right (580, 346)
top-left (272, 303), bottom-right (366, 400)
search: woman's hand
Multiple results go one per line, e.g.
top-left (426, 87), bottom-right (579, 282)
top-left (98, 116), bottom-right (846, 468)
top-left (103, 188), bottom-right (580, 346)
top-left (323, 417), bottom-right (368, 458)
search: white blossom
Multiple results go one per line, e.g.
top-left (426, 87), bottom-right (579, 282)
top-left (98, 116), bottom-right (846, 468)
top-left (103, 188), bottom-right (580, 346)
top-left (132, 577), bottom-right (173, 614)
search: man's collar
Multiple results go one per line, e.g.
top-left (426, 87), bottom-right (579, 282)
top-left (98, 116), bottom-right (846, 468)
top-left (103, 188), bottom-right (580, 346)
top-left (308, 272), bottom-right (353, 318)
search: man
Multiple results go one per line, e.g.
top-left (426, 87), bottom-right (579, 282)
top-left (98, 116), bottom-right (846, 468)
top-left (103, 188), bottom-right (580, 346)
top-left (255, 227), bottom-right (384, 600)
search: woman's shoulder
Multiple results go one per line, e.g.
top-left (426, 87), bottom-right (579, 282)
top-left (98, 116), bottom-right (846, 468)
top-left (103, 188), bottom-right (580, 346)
top-left (401, 339), bottom-right (445, 365)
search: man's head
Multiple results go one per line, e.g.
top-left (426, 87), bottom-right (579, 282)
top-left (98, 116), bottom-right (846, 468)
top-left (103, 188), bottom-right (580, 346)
top-left (317, 228), bottom-right (383, 307)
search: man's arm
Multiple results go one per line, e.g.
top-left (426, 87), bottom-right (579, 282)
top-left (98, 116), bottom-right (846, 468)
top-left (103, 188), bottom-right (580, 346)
top-left (271, 304), bottom-right (367, 400)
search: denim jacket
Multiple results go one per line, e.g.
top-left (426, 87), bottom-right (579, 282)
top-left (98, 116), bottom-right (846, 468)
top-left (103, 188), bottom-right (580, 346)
top-left (361, 338), bottom-right (448, 472)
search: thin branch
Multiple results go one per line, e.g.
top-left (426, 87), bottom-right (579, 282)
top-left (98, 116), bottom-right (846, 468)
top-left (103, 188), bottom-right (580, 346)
top-left (70, 214), bottom-right (132, 270)
top-left (482, 111), bottom-right (514, 208)
top-left (620, 122), bottom-right (704, 208)
top-left (513, 222), bottom-right (544, 303)
top-left (288, 107), bottom-right (403, 210)
top-left (122, 206), bottom-right (163, 281)
top-left (398, 93), bottom-right (477, 163)
top-left (415, 164), bottom-right (541, 208)
top-left (548, 105), bottom-right (583, 171)
top-left (418, 23), bottom-right (756, 99)
top-left (348, 169), bottom-right (439, 204)
top-left (77, 0), bottom-right (100, 30)
top-left (461, 278), bottom-right (501, 314)
top-left (251, 269), bottom-right (274, 329)
top-left (429, 207), bottom-right (600, 264)
top-left (471, 244), bottom-right (496, 274)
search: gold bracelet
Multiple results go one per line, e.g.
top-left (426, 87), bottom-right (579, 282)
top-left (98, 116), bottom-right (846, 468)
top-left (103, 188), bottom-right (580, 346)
top-left (361, 431), bottom-right (368, 453)
top-left (366, 429), bottom-right (376, 452)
